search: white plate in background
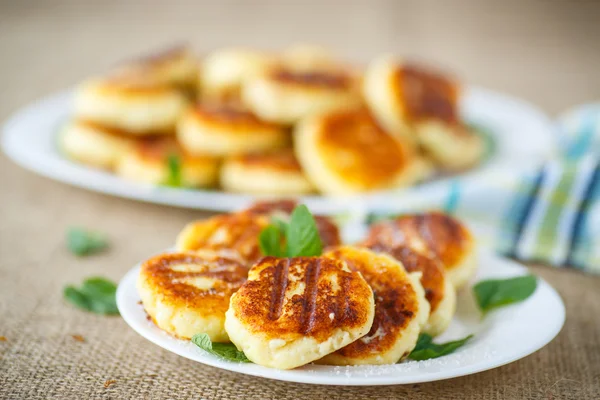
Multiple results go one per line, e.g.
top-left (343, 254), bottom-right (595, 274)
top-left (116, 250), bottom-right (565, 386)
top-left (2, 87), bottom-right (556, 215)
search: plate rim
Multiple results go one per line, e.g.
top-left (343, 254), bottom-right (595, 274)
top-left (116, 251), bottom-right (565, 386)
top-left (2, 86), bottom-right (557, 215)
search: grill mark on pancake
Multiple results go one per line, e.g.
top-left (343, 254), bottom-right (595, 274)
top-left (300, 258), bottom-right (321, 334)
top-left (268, 258), bottom-right (290, 321)
top-left (336, 273), bottom-right (351, 326)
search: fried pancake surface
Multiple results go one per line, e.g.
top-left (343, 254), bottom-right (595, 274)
top-left (177, 104), bottom-right (288, 156)
top-left (225, 256), bottom-right (375, 369)
top-left (365, 212), bottom-right (477, 288)
top-left (242, 200), bottom-right (341, 248)
top-left (59, 119), bottom-right (136, 169)
top-left (295, 109), bottom-right (423, 194)
top-left (175, 212), bottom-right (271, 266)
top-left (363, 243), bottom-right (456, 336)
top-left (242, 67), bottom-right (362, 124)
top-left (137, 251), bottom-right (247, 342)
top-left (221, 150), bottom-right (315, 195)
top-left (319, 247), bottom-right (429, 365)
top-left (115, 136), bottom-right (219, 188)
top-left (73, 75), bottom-right (187, 134)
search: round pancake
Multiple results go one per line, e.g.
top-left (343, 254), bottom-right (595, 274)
top-left (294, 109), bottom-right (427, 194)
top-left (364, 212), bottom-right (477, 289)
top-left (118, 45), bottom-right (198, 92)
top-left (241, 200), bottom-right (342, 249)
top-left (318, 246), bottom-right (429, 365)
top-left (200, 48), bottom-right (276, 101)
top-left (363, 55), bottom-right (460, 145)
top-left (220, 150), bottom-right (314, 195)
top-left (59, 119), bottom-right (135, 169)
top-left (115, 136), bottom-right (219, 188)
top-left (281, 44), bottom-right (343, 73)
top-left (73, 74), bottom-right (188, 134)
top-left (363, 243), bottom-right (456, 336)
top-left (137, 251), bottom-right (247, 342)
top-left (417, 120), bottom-right (484, 170)
top-left (177, 104), bottom-right (289, 156)
top-left (225, 256), bottom-right (375, 369)
top-left (241, 67), bottom-right (362, 124)
top-left (175, 211), bottom-right (271, 266)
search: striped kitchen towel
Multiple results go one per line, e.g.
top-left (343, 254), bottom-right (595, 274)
top-left (362, 104), bottom-right (600, 274)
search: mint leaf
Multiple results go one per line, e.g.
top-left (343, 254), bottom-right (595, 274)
top-left (258, 224), bottom-right (285, 257)
top-left (64, 277), bottom-right (119, 315)
top-left (408, 334), bottom-right (473, 361)
top-left (67, 227), bottom-right (108, 256)
top-left (191, 333), bottom-right (250, 363)
top-left (285, 205), bottom-right (322, 257)
top-left (164, 154), bottom-right (182, 187)
top-left (473, 275), bottom-right (537, 313)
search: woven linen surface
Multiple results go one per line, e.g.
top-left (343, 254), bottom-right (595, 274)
top-left (1, 155), bottom-right (599, 399)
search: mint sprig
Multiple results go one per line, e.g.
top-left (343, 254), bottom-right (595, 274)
top-left (259, 204), bottom-right (322, 257)
top-left (473, 275), bottom-right (537, 314)
top-left (163, 154), bottom-right (182, 187)
top-left (408, 333), bottom-right (473, 361)
top-left (64, 277), bottom-right (119, 315)
top-left (67, 227), bottom-right (108, 256)
top-left (191, 333), bottom-right (250, 363)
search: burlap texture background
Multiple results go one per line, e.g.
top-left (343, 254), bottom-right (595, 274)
top-left (1, 1), bottom-right (600, 398)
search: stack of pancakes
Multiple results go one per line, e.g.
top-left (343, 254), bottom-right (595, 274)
top-left (61, 44), bottom-right (484, 195)
top-left (137, 201), bottom-right (478, 369)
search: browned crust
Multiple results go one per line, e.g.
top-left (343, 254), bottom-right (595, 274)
top-left (394, 63), bottom-right (460, 124)
top-left (325, 247), bottom-right (418, 359)
top-left (228, 150), bottom-right (302, 173)
top-left (140, 252), bottom-right (247, 312)
top-left (363, 243), bottom-right (445, 313)
top-left (364, 212), bottom-right (473, 271)
top-left (269, 69), bottom-right (353, 90)
top-left (315, 110), bottom-right (409, 188)
top-left (241, 200), bottom-right (341, 248)
top-left (188, 104), bottom-right (281, 131)
top-left (180, 212), bottom-right (271, 266)
top-left (231, 256), bottom-right (373, 342)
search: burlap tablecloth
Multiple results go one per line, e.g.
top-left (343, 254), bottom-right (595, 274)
top-left (1, 1), bottom-right (599, 398)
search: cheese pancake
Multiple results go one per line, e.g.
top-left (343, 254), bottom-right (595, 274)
top-left (175, 211), bottom-right (271, 266)
top-left (225, 256), bottom-right (375, 369)
top-left (281, 44), bottom-right (343, 73)
top-left (294, 109), bottom-right (427, 195)
top-left (137, 251), bottom-right (247, 342)
top-left (363, 55), bottom-right (483, 169)
top-left (241, 200), bottom-right (342, 249)
top-left (177, 104), bottom-right (288, 156)
top-left (200, 48), bottom-right (276, 101)
top-left (318, 247), bottom-right (428, 365)
top-left (73, 74), bottom-right (188, 134)
top-left (365, 212), bottom-right (477, 288)
top-left (118, 45), bottom-right (198, 93)
top-left (221, 150), bottom-right (314, 195)
top-left (363, 243), bottom-right (456, 336)
top-left (59, 119), bottom-right (135, 170)
top-left (115, 136), bottom-right (219, 188)
top-left (242, 67), bottom-right (362, 124)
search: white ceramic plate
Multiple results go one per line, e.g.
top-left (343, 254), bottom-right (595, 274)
top-left (2, 87), bottom-right (555, 215)
top-left (117, 250), bottom-right (565, 386)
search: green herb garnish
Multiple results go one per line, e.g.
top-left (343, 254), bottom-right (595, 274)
top-left (473, 275), bottom-right (537, 314)
top-left (164, 154), bottom-right (182, 187)
top-left (191, 333), bottom-right (250, 363)
top-left (259, 204), bottom-right (323, 257)
top-left (408, 333), bottom-right (473, 361)
top-left (67, 227), bottom-right (108, 256)
top-left (64, 277), bottom-right (119, 315)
